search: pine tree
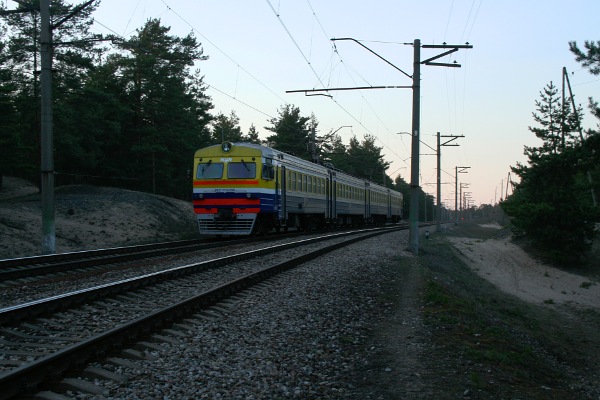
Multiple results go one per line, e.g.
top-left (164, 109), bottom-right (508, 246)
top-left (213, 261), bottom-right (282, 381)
top-left (244, 124), bottom-right (262, 144)
top-left (346, 135), bottom-right (389, 183)
top-left (211, 111), bottom-right (243, 143)
top-left (502, 78), bottom-right (597, 262)
top-left (105, 19), bottom-right (213, 195)
top-left (0, 0), bottom-right (102, 182)
top-left (526, 81), bottom-right (579, 160)
top-left (265, 104), bottom-right (310, 159)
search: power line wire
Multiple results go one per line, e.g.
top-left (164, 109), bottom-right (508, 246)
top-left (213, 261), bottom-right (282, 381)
top-left (160, 0), bottom-right (289, 106)
top-left (270, 3), bottom-right (411, 166)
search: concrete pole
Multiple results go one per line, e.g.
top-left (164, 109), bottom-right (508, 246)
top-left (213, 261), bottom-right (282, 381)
top-left (40, 0), bottom-right (55, 254)
top-left (436, 132), bottom-right (441, 232)
top-left (455, 166), bottom-right (458, 225)
top-left (459, 184), bottom-right (463, 222)
top-left (408, 39), bottom-right (421, 254)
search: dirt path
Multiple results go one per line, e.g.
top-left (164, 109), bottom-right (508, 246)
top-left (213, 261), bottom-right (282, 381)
top-left (448, 224), bottom-right (600, 310)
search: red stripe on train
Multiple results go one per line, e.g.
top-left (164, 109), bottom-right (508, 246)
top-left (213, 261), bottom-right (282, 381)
top-left (194, 207), bottom-right (261, 214)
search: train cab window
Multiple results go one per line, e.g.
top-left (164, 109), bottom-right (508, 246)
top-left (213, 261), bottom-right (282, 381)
top-left (228, 161), bottom-right (256, 179)
top-left (197, 162), bottom-right (224, 179)
top-left (262, 164), bottom-right (275, 180)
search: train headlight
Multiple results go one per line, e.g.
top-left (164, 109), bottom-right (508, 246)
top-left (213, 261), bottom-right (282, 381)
top-left (221, 142), bottom-right (232, 152)
top-left (246, 193), bottom-right (252, 199)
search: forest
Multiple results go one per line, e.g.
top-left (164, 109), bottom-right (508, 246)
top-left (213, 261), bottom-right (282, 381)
top-left (3, 2), bottom-right (600, 260)
top-left (0, 1), bottom-right (436, 219)
top-left (501, 41), bottom-right (600, 261)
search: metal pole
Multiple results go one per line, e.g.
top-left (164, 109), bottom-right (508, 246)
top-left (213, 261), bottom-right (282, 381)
top-left (40, 0), bottom-right (55, 254)
top-left (436, 132), bottom-right (441, 232)
top-left (408, 39), bottom-right (421, 254)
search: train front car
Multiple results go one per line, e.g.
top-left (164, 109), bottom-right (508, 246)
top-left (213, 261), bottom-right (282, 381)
top-left (192, 142), bottom-right (278, 235)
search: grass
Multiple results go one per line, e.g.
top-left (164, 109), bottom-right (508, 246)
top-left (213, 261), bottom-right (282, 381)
top-left (417, 221), bottom-right (600, 399)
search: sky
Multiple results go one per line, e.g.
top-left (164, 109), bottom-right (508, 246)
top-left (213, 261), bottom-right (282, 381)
top-left (34, 1), bottom-right (600, 207)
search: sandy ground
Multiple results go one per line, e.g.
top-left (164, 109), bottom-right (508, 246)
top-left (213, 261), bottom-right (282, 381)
top-left (448, 222), bottom-right (600, 310)
top-left (1, 177), bottom-right (598, 313)
top-left (0, 177), bottom-right (197, 259)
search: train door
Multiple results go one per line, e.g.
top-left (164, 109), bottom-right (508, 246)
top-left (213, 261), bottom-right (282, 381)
top-left (365, 185), bottom-right (371, 221)
top-left (325, 175), bottom-right (330, 221)
top-left (280, 166), bottom-right (287, 226)
top-left (330, 171), bottom-right (337, 222)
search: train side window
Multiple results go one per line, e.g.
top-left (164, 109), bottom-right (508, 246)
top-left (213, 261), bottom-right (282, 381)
top-left (197, 162), bottom-right (224, 179)
top-left (303, 175), bottom-right (307, 192)
top-left (307, 176), bottom-right (312, 193)
top-left (262, 164), bottom-right (275, 180)
top-left (291, 172), bottom-right (296, 191)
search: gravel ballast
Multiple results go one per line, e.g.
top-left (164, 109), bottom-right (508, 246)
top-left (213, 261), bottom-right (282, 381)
top-left (70, 230), bottom-right (416, 399)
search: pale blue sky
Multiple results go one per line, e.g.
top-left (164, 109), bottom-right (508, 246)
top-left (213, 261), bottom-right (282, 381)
top-left (57, 1), bottom-right (600, 206)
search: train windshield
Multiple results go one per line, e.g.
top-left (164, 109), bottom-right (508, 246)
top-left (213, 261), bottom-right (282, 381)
top-left (228, 161), bottom-right (256, 179)
top-left (197, 162), bottom-right (223, 179)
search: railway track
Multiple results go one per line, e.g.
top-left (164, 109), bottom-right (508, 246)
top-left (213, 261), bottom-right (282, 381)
top-left (0, 227), bottom-right (400, 399)
top-left (0, 224), bottom-right (387, 284)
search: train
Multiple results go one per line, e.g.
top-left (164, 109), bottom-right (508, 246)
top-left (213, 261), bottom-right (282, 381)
top-left (192, 142), bottom-right (403, 235)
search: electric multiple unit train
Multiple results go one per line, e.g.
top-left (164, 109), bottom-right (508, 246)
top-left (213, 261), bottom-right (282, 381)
top-left (192, 142), bottom-right (403, 235)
